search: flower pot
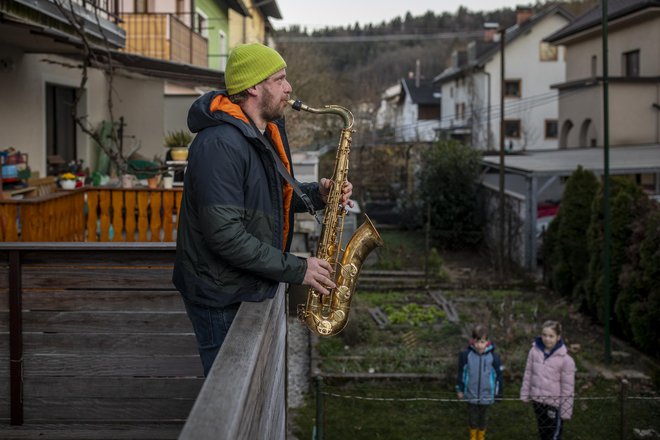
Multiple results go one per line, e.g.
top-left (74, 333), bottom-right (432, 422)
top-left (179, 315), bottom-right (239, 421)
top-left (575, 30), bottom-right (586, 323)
top-left (60, 179), bottom-right (76, 190)
top-left (170, 148), bottom-right (189, 161)
top-left (162, 176), bottom-right (174, 189)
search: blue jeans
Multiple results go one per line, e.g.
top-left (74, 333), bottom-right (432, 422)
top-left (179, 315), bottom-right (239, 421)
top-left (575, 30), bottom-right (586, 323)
top-left (182, 298), bottom-right (241, 377)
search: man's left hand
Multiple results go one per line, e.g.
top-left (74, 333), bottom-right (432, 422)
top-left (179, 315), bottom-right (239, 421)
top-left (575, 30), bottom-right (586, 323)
top-left (319, 178), bottom-right (354, 208)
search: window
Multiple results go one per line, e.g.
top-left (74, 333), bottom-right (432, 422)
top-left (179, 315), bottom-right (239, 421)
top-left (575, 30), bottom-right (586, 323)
top-left (623, 50), bottom-right (640, 77)
top-left (46, 84), bottom-right (78, 164)
top-left (504, 119), bottom-right (521, 138)
top-left (504, 80), bottom-right (521, 98)
top-left (419, 104), bottom-right (440, 120)
top-left (134, 0), bottom-right (148, 13)
top-left (196, 9), bottom-right (208, 37)
top-left (218, 30), bottom-right (227, 71)
top-left (539, 42), bottom-right (558, 61)
top-left (591, 55), bottom-right (597, 77)
top-left (545, 119), bottom-right (558, 139)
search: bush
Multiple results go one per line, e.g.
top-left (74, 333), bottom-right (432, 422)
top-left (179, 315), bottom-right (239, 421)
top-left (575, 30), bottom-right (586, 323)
top-left (544, 166), bottom-right (599, 302)
top-left (419, 140), bottom-right (483, 248)
top-left (623, 207), bottom-right (660, 354)
top-left (584, 177), bottom-right (646, 328)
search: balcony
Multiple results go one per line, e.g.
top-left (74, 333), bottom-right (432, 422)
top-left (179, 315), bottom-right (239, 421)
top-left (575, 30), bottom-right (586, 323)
top-left (1, 0), bottom-right (125, 49)
top-left (119, 13), bottom-right (208, 67)
top-left (0, 187), bottom-right (182, 243)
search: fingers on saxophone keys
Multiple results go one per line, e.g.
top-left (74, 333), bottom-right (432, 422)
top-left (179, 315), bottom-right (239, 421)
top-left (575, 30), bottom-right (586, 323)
top-left (315, 275), bottom-right (336, 296)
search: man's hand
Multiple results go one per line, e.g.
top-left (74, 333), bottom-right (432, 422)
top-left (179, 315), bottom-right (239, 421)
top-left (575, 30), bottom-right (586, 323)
top-left (303, 257), bottom-right (336, 295)
top-left (319, 178), bottom-right (354, 209)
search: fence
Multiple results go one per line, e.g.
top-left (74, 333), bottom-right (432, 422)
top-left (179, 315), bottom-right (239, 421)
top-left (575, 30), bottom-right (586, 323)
top-left (0, 243), bottom-right (288, 439)
top-left (180, 284), bottom-right (287, 440)
top-left (120, 13), bottom-right (208, 67)
top-left (298, 379), bottom-right (660, 440)
top-left (0, 188), bottom-right (183, 242)
top-left (0, 243), bottom-right (200, 436)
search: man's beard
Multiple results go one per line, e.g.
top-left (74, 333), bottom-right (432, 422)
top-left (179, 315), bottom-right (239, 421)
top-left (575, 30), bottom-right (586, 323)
top-left (261, 86), bottom-right (285, 122)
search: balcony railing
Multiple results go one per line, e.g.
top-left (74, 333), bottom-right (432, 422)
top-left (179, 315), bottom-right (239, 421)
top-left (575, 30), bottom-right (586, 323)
top-left (52, 0), bottom-right (123, 24)
top-left (120, 13), bottom-right (208, 67)
top-left (0, 243), bottom-right (285, 438)
top-left (0, 188), bottom-right (183, 243)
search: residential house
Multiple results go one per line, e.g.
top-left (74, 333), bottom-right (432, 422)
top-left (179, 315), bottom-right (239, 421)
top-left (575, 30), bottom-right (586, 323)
top-left (479, 1), bottom-right (660, 269)
top-left (228, 0), bottom-right (282, 48)
top-left (375, 76), bottom-right (441, 143)
top-left (119, 1), bottom-right (282, 146)
top-left (0, 0), bottom-right (222, 179)
top-left (434, 5), bottom-right (573, 151)
top-left (545, 0), bottom-right (660, 149)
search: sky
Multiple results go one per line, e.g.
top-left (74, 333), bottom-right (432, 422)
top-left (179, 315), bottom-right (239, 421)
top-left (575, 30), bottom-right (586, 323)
top-left (272, 0), bottom-right (527, 30)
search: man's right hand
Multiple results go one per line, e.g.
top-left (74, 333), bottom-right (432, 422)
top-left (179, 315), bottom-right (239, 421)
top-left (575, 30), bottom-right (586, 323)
top-left (303, 257), bottom-right (335, 295)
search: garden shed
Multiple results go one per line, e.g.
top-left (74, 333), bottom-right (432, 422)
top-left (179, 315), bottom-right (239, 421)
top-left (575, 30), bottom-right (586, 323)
top-left (480, 144), bottom-right (660, 268)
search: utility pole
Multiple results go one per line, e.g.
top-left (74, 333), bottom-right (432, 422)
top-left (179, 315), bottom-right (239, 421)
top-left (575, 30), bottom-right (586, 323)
top-left (498, 27), bottom-right (506, 277)
top-left (601, 0), bottom-right (612, 365)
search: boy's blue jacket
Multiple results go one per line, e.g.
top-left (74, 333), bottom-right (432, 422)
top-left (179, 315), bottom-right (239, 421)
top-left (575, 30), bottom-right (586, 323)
top-left (456, 342), bottom-right (503, 405)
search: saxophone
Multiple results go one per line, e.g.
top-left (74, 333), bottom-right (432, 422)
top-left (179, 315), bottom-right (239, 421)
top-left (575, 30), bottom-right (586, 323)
top-left (288, 99), bottom-right (384, 336)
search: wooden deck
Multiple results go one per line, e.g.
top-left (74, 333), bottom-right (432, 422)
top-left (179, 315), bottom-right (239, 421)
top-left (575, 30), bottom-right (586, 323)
top-left (0, 243), bottom-right (202, 439)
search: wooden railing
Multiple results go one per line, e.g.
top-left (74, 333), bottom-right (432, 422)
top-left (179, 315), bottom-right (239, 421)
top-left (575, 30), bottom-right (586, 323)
top-left (120, 13), bottom-right (208, 67)
top-left (0, 243), bottom-right (287, 439)
top-left (180, 284), bottom-right (287, 440)
top-left (0, 188), bottom-right (183, 242)
top-left (0, 243), bottom-right (201, 435)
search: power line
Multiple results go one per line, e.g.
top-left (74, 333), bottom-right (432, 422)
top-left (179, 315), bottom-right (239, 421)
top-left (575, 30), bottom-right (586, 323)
top-left (276, 30), bottom-right (483, 44)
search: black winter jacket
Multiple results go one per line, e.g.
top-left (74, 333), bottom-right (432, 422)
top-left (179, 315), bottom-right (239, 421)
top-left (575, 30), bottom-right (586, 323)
top-left (172, 91), bottom-right (325, 307)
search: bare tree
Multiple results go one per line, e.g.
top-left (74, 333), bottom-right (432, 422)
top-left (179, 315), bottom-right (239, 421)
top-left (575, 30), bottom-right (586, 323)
top-left (53, 1), bottom-right (157, 176)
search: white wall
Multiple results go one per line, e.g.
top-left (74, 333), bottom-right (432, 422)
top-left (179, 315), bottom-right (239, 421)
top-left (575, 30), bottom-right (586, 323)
top-left (0, 52), bottom-right (109, 176)
top-left (483, 14), bottom-right (568, 151)
top-left (0, 50), bottom-right (166, 176)
top-left (113, 74), bottom-right (167, 162)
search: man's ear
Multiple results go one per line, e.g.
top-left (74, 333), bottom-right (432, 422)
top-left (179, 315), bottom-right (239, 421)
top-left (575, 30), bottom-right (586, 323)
top-left (246, 85), bottom-right (258, 96)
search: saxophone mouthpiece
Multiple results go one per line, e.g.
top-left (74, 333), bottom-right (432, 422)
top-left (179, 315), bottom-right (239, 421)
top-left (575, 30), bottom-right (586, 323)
top-left (288, 99), bottom-right (303, 111)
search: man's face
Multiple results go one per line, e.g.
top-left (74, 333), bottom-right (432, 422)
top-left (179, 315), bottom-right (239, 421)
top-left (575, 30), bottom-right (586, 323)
top-left (258, 69), bottom-right (292, 122)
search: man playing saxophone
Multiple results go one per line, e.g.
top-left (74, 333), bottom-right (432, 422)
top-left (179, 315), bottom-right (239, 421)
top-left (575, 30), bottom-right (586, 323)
top-left (173, 43), bottom-right (353, 376)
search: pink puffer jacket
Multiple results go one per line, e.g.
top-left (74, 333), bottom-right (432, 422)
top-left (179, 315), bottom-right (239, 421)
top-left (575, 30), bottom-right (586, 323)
top-left (520, 338), bottom-right (576, 419)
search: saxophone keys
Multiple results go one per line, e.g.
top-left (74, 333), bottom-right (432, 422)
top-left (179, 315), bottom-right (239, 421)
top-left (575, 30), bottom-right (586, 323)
top-left (333, 310), bottom-right (346, 322)
top-left (317, 320), bottom-right (332, 335)
top-left (336, 285), bottom-right (351, 301)
top-left (341, 263), bottom-right (358, 279)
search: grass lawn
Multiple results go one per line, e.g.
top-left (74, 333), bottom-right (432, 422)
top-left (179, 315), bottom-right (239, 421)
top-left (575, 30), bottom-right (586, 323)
top-left (289, 228), bottom-right (660, 440)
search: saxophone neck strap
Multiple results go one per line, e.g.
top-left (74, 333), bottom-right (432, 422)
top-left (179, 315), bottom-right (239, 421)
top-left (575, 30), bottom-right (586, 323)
top-left (248, 118), bottom-right (321, 224)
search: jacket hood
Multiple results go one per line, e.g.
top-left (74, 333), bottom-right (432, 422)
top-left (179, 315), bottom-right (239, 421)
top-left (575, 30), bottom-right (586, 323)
top-left (534, 336), bottom-right (566, 359)
top-left (187, 90), bottom-right (256, 136)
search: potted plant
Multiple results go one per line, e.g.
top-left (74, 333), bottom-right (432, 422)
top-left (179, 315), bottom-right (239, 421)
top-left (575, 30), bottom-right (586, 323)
top-left (162, 171), bottom-right (174, 189)
top-left (164, 130), bottom-right (192, 161)
top-left (59, 172), bottom-right (77, 190)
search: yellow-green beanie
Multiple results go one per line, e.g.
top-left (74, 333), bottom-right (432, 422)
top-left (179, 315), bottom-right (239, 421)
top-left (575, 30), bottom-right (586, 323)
top-left (225, 43), bottom-right (287, 95)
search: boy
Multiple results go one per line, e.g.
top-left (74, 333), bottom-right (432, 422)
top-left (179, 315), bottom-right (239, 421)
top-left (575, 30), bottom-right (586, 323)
top-left (456, 325), bottom-right (503, 440)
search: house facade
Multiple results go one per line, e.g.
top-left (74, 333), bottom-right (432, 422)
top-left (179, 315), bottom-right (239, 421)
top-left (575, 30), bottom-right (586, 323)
top-left (435, 6), bottom-right (572, 151)
top-left (375, 77), bottom-right (441, 142)
top-left (228, 0), bottom-right (281, 48)
top-left (545, 0), bottom-right (660, 148)
top-left (0, 0), bottom-right (222, 178)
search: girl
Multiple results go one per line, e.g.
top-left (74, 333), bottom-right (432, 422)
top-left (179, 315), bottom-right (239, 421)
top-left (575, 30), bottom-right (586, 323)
top-left (520, 320), bottom-right (576, 440)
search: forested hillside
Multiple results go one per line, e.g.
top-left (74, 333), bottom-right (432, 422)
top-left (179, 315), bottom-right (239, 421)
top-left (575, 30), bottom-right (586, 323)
top-left (273, 0), bottom-right (598, 147)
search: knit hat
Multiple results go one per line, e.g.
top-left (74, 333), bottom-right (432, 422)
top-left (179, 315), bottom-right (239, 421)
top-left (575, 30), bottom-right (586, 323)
top-left (225, 43), bottom-right (287, 95)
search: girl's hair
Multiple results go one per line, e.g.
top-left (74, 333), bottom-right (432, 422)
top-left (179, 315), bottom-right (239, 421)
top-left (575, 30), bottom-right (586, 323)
top-left (472, 324), bottom-right (489, 340)
top-left (541, 320), bottom-right (562, 336)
